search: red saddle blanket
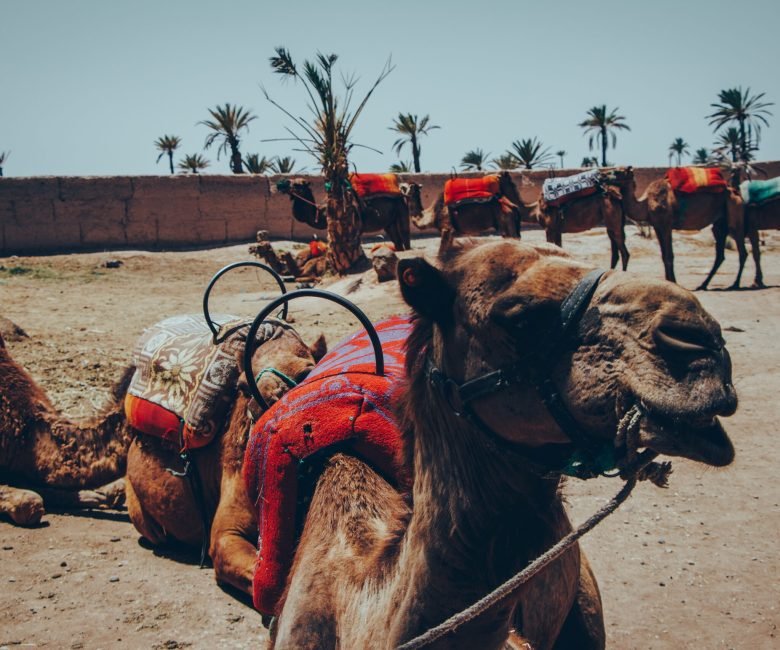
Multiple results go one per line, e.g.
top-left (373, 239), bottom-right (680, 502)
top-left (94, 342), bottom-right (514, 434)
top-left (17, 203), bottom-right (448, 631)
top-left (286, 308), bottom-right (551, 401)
top-left (444, 175), bottom-right (500, 206)
top-left (349, 172), bottom-right (402, 198)
top-left (243, 315), bottom-right (411, 615)
top-left (666, 167), bottom-right (727, 194)
top-left (125, 315), bottom-right (278, 450)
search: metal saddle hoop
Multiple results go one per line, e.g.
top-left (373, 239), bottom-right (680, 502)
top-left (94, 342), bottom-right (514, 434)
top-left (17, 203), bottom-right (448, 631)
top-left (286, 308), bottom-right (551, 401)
top-left (202, 261), bottom-right (289, 344)
top-left (243, 288), bottom-right (386, 411)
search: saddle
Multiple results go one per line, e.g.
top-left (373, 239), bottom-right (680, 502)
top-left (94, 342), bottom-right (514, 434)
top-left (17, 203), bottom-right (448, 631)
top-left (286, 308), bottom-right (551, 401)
top-left (666, 167), bottom-right (727, 194)
top-left (243, 315), bottom-right (411, 615)
top-left (349, 172), bottom-right (403, 200)
top-left (444, 174), bottom-right (501, 208)
top-left (741, 177), bottom-right (780, 206)
top-left (542, 169), bottom-right (601, 208)
top-left (125, 314), bottom-right (280, 450)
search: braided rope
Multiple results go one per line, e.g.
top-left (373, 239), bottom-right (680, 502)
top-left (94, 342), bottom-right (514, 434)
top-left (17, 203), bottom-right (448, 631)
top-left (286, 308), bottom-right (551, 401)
top-left (396, 405), bottom-right (663, 650)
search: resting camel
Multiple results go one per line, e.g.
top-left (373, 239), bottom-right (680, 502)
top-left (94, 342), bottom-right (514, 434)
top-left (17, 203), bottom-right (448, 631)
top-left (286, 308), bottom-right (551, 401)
top-left (608, 167), bottom-right (746, 289)
top-left (411, 172), bottom-right (535, 253)
top-left (276, 177), bottom-right (421, 250)
top-left (0, 332), bottom-right (132, 526)
top-left (536, 176), bottom-right (630, 271)
top-left (270, 240), bottom-right (737, 649)
top-left (125, 319), bottom-right (326, 596)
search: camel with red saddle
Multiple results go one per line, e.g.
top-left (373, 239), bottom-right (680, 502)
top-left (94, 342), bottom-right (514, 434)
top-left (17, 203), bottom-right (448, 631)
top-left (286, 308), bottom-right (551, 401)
top-left (536, 168), bottom-right (631, 271)
top-left (608, 166), bottom-right (747, 289)
top-left (240, 240), bottom-right (737, 649)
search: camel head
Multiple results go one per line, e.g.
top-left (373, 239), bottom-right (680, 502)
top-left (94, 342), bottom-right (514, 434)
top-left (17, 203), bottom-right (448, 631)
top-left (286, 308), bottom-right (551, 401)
top-left (399, 240), bottom-right (736, 472)
top-left (238, 322), bottom-right (327, 420)
top-left (275, 177), bottom-right (311, 198)
top-left (401, 182), bottom-right (424, 223)
top-left (497, 171), bottom-right (523, 205)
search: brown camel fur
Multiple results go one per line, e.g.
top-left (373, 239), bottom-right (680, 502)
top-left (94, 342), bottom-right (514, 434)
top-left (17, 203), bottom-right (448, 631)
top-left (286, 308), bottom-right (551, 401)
top-left (270, 240), bottom-right (737, 649)
top-left (412, 172), bottom-right (533, 253)
top-left (278, 178), bottom-right (421, 250)
top-left (0, 332), bottom-right (133, 526)
top-left (610, 167), bottom-right (747, 289)
top-left (742, 196), bottom-right (780, 288)
top-left (536, 180), bottom-right (630, 271)
top-left (125, 321), bottom-right (326, 596)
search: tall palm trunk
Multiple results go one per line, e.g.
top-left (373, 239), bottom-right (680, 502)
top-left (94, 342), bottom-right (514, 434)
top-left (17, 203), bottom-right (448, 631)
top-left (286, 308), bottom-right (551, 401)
top-left (600, 126), bottom-right (608, 167)
top-left (167, 151), bottom-right (175, 175)
top-left (229, 138), bottom-right (244, 174)
top-left (326, 170), bottom-right (365, 273)
top-left (738, 118), bottom-right (748, 162)
top-left (411, 134), bottom-right (421, 173)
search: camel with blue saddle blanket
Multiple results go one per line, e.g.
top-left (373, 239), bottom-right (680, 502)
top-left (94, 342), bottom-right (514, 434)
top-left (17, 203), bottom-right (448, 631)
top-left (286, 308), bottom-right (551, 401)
top-left (537, 168), bottom-right (631, 271)
top-left (739, 177), bottom-right (780, 288)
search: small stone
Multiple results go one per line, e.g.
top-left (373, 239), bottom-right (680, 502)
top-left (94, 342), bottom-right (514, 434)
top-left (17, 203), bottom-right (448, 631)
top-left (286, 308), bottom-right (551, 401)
top-left (659, 582), bottom-right (666, 587)
top-left (2, 545), bottom-right (13, 550)
top-left (8, 577), bottom-right (16, 582)
top-left (51, 573), bottom-right (62, 579)
top-left (109, 576), bottom-right (120, 583)
top-left (110, 536), bottom-right (121, 542)
top-left (60, 561), bottom-right (67, 567)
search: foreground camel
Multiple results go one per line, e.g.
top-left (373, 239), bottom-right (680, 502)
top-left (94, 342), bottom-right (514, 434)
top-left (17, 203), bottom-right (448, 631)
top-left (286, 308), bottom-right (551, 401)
top-left (276, 177), bottom-right (421, 250)
top-left (125, 319), bottom-right (325, 595)
top-left (269, 240), bottom-right (737, 649)
top-left (536, 173), bottom-right (630, 270)
top-left (412, 172), bottom-right (533, 252)
top-left (0, 332), bottom-right (132, 525)
top-left (610, 167), bottom-right (746, 289)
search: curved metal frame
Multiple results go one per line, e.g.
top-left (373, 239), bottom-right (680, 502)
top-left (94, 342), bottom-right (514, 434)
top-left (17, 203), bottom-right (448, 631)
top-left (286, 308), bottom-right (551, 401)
top-left (242, 289), bottom-right (385, 410)
top-left (202, 261), bottom-right (288, 343)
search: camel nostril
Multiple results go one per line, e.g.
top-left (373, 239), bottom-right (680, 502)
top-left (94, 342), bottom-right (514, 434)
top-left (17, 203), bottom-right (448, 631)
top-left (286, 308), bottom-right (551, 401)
top-left (653, 323), bottom-right (720, 355)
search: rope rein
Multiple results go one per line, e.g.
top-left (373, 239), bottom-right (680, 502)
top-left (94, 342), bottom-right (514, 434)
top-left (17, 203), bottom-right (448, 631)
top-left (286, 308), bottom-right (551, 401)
top-left (396, 405), bottom-right (670, 650)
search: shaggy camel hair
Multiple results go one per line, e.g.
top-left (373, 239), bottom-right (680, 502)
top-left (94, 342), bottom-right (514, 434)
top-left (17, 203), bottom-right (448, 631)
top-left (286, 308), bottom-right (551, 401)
top-left (269, 240), bottom-right (737, 649)
top-left (0, 332), bottom-right (132, 526)
top-left (411, 172), bottom-right (534, 253)
top-left (536, 182), bottom-right (630, 271)
top-left (277, 177), bottom-right (420, 251)
top-left (125, 320), bottom-right (325, 596)
top-left (609, 167), bottom-right (746, 290)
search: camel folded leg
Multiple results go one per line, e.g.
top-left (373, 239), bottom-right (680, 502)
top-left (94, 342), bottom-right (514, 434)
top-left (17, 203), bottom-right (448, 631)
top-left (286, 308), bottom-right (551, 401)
top-left (0, 485), bottom-right (45, 526)
top-left (37, 477), bottom-right (126, 510)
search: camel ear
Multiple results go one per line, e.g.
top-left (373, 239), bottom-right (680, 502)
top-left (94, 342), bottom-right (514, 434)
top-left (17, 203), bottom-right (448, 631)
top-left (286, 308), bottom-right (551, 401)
top-left (398, 258), bottom-right (455, 325)
top-left (309, 333), bottom-right (327, 362)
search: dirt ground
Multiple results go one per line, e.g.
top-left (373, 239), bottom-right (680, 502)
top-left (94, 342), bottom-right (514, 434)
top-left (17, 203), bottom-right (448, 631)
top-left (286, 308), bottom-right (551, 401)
top-left (1, 227), bottom-right (778, 649)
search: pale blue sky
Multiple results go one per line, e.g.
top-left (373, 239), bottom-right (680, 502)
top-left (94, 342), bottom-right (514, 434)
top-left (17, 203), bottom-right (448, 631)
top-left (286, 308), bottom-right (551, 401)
top-left (2, 0), bottom-right (779, 177)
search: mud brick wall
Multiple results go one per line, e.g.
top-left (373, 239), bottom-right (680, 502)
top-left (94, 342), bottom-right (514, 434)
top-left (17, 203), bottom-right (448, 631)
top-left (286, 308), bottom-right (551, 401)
top-left (2, 163), bottom-right (778, 256)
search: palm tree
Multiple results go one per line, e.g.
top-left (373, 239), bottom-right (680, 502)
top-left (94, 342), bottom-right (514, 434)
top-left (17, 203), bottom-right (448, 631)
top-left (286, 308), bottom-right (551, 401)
top-left (390, 160), bottom-right (412, 173)
top-left (692, 148), bottom-right (710, 165)
top-left (460, 148), bottom-right (489, 171)
top-left (243, 154), bottom-right (274, 174)
top-left (177, 153), bottom-right (210, 174)
top-left (581, 156), bottom-right (599, 168)
top-left (199, 103), bottom-right (257, 174)
top-left (0, 151), bottom-right (9, 177)
top-left (508, 137), bottom-right (553, 170)
top-left (490, 153), bottom-right (519, 171)
top-left (266, 48), bottom-right (393, 272)
top-left (713, 127), bottom-right (746, 163)
top-left (578, 105), bottom-right (631, 167)
top-left (154, 135), bottom-right (181, 174)
top-left (556, 150), bottom-right (567, 169)
top-left (389, 113), bottom-right (439, 173)
top-left (668, 138), bottom-right (690, 166)
top-left (706, 87), bottom-right (773, 162)
top-left (271, 156), bottom-right (298, 174)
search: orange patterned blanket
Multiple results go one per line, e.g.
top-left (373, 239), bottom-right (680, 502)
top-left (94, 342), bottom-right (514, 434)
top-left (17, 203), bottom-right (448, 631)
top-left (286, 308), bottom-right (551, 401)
top-left (666, 167), bottom-right (727, 194)
top-left (444, 175), bottom-right (500, 206)
top-left (349, 172), bottom-right (402, 198)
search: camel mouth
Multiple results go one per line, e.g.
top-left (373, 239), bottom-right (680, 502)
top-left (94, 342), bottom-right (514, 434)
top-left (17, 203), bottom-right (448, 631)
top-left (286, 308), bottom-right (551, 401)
top-left (636, 409), bottom-right (734, 467)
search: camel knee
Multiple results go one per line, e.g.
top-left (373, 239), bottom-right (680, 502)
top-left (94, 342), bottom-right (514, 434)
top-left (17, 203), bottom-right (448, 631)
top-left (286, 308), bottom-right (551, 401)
top-left (125, 479), bottom-right (168, 546)
top-left (0, 485), bottom-right (45, 526)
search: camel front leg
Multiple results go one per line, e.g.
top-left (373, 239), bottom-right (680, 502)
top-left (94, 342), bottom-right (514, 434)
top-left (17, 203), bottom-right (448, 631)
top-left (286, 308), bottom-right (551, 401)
top-left (697, 219), bottom-right (728, 291)
top-left (652, 223), bottom-right (676, 283)
top-left (0, 484), bottom-right (44, 526)
top-left (209, 469), bottom-right (257, 596)
top-left (553, 550), bottom-right (605, 650)
top-left (38, 478), bottom-right (126, 510)
top-left (747, 225), bottom-right (765, 288)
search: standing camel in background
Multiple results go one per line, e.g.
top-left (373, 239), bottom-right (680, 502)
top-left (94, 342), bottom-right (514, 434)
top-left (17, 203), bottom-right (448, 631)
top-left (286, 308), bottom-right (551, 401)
top-left (609, 166), bottom-right (746, 289)
top-left (740, 177), bottom-right (780, 288)
top-left (267, 240), bottom-right (737, 649)
top-left (536, 169), bottom-right (630, 270)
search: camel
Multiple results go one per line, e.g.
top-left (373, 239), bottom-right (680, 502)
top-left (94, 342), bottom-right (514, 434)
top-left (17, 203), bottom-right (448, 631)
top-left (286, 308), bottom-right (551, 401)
top-left (268, 239), bottom-right (737, 649)
top-left (125, 318), bottom-right (326, 596)
top-left (536, 172), bottom-right (630, 271)
top-left (740, 178), bottom-right (780, 288)
top-left (276, 177), bottom-right (421, 250)
top-left (608, 167), bottom-right (747, 289)
top-left (0, 332), bottom-right (133, 526)
top-left (411, 171), bottom-right (533, 253)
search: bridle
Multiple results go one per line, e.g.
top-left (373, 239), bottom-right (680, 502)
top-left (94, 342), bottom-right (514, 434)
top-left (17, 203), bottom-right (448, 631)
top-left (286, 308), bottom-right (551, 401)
top-left (426, 268), bottom-right (615, 479)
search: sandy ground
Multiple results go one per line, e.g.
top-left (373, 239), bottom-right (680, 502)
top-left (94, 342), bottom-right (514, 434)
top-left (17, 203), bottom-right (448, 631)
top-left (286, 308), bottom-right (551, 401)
top-left (0, 227), bottom-right (778, 649)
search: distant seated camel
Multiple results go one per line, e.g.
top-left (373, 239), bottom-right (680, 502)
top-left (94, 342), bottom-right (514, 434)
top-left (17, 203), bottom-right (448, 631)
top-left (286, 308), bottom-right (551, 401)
top-left (264, 240), bottom-right (737, 649)
top-left (609, 166), bottom-right (746, 289)
top-left (411, 171), bottom-right (533, 252)
top-left (276, 177), bottom-right (421, 250)
top-left (536, 169), bottom-right (630, 271)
